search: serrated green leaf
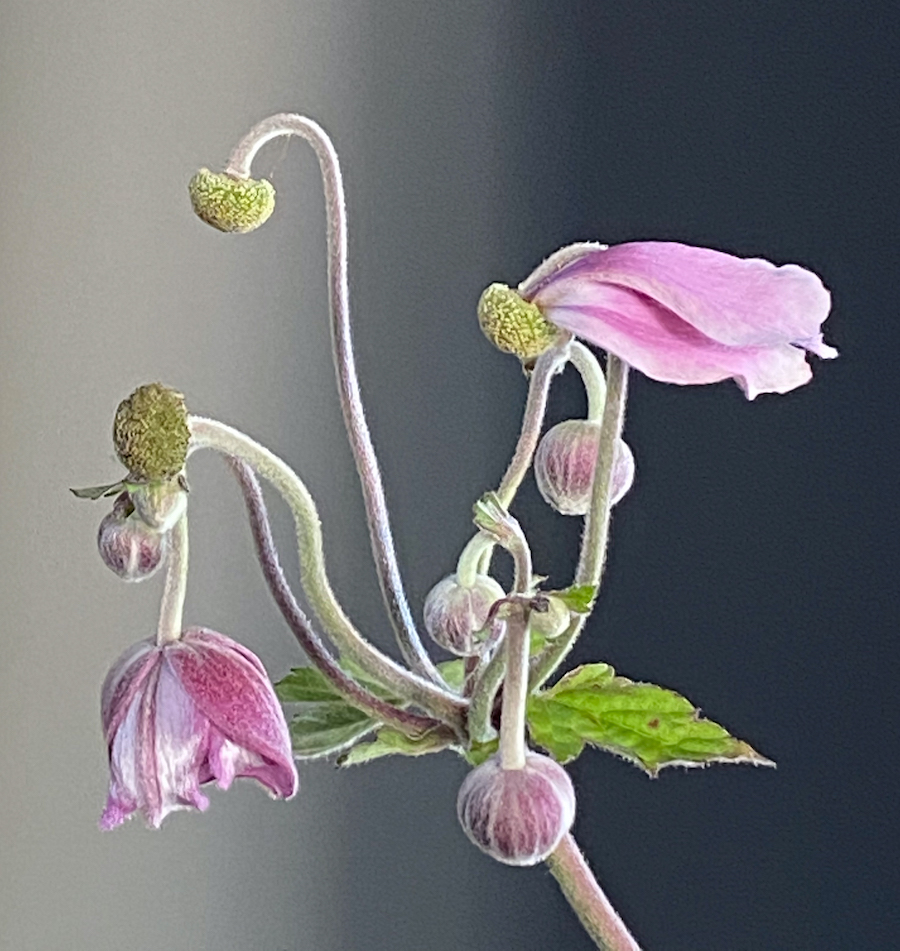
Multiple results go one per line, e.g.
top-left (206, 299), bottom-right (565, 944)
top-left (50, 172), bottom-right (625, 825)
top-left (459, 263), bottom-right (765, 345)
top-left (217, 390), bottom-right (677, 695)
top-left (289, 703), bottom-right (376, 759)
top-left (551, 584), bottom-right (597, 615)
top-left (70, 480), bottom-right (126, 500)
top-left (275, 667), bottom-right (344, 703)
top-left (527, 662), bottom-right (774, 775)
top-left (338, 727), bottom-right (454, 766)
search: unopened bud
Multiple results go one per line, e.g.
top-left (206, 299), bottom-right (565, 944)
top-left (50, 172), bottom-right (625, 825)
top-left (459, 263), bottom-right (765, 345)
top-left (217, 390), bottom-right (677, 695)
top-left (529, 595), bottom-right (571, 640)
top-left (423, 573), bottom-right (505, 657)
top-left (113, 383), bottom-right (190, 482)
top-left (457, 752), bottom-right (576, 866)
top-left (130, 479), bottom-right (188, 532)
top-left (478, 283), bottom-right (560, 366)
top-left (534, 420), bottom-right (635, 516)
top-left (189, 168), bottom-right (276, 233)
top-left (98, 493), bottom-right (168, 582)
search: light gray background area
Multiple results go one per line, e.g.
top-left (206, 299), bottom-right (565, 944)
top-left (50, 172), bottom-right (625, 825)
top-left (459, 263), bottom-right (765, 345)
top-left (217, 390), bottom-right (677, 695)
top-left (1, 3), bottom-right (898, 950)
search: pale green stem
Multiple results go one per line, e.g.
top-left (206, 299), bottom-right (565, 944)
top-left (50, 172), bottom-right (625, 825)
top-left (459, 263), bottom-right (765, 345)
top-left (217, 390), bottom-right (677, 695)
top-left (224, 114), bottom-right (444, 687)
top-left (156, 514), bottom-right (188, 645)
top-left (499, 606), bottom-right (529, 770)
top-left (188, 416), bottom-right (466, 734)
top-left (547, 833), bottom-right (642, 951)
top-left (568, 341), bottom-right (607, 422)
top-left (529, 356), bottom-right (629, 689)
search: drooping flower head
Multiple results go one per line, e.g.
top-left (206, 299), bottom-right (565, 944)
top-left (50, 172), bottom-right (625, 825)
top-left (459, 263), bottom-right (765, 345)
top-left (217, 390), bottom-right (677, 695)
top-left (483, 241), bottom-right (836, 399)
top-left (101, 627), bottom-right (297, 829)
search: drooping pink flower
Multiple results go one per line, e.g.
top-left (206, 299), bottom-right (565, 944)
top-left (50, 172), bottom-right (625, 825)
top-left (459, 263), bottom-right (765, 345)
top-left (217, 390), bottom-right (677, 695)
top-left (100, 627), bottom-right (298, 830)
top-left (520, 241), bottom-right (837, 399)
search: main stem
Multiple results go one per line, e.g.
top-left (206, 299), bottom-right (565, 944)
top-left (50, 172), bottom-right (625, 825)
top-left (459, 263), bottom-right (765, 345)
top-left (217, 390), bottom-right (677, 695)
top-left (547, 834), bottom-right (642, 951)
top-left (498, 607), bottom-right (529, 770)
top-left (156, 513), bottom-right (188, 645)
top-left (224, 114), bottom-right (443, 686)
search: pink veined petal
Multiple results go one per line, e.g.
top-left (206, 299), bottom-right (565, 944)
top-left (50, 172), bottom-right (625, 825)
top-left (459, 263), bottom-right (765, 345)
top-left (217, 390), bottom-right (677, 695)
top-left (541, 283), bottom-right (813, 399)
top-left (100, 638), bottom-right (158, 742)
top-left (206, 731), bottom-right (296, 798)
top-left (168, 629), bottom-right (298, 799)
top-left (531, 242), bottom-right (832, 350)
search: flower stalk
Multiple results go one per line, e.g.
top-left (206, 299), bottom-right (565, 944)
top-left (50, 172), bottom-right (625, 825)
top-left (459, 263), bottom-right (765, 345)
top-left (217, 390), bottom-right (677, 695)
top-left (155, 512), bottom-right (188, 645)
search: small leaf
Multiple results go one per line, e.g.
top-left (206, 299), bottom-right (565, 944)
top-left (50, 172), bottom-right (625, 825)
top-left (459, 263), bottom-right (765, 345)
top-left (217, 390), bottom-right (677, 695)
top-left (275, 667), bottom-right (343, 703)
top-left (527, 662), bottom-right (774, 775)
top-left (550, 584), bottom-right (597, 615)
top-left (289, 703), bottom-right (376, 759)
top-left (338, 727), bottom-right (454, 766)
top-left (463, 737), bottom-right (500, 766)
top-left (70, 481), bottom-right (126, 500)
top-left (437, 658), bottom-right (466, 691)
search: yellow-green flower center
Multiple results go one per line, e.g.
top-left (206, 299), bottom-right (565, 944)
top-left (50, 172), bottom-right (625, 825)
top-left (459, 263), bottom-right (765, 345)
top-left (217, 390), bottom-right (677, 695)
top-left (477, 283), bottom-right (560, 365)
top-left (113, 383), bottom-right (190, 481)
top-left (188, 168), bottom-right (276, 233)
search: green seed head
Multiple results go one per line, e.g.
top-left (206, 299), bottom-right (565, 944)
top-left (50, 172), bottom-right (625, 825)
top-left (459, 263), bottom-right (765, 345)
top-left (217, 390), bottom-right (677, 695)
top-left (113, 383), bottom-right (190, 481)
top-left (188, 168), bottom-right (276, 233)
top-left (477, 283), bottom-right (560, 365)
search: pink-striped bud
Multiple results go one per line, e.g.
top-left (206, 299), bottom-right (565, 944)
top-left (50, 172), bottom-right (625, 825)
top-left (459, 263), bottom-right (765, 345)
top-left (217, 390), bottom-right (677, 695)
top-left (423, 573), bottom-right (504, 657)
top-left (534, 420), bottom-right (635, 516)
top-left (457, 752), bottom-right (576, 866)
top-left (97, 493), bottom-right (168, 582)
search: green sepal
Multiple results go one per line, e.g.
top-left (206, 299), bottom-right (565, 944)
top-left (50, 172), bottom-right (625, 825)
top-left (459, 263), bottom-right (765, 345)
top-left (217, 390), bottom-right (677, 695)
top-left (288, 704), bottom-right (376, 760)
top-left (526, 662), bottom-right (774, 775)
top-left (338, 727), bottom-right (454, 767)
top-left (551, 583), bottom-right (598, 615)
top-left (70, 480), bottom-right (126, 500)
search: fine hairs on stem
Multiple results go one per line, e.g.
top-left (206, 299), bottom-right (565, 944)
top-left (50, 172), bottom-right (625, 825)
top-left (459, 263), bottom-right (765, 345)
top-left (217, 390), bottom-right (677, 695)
top-left (156, 514), bottom-right (188, 645)
top-left (223, 114), bottom-right (445, 688)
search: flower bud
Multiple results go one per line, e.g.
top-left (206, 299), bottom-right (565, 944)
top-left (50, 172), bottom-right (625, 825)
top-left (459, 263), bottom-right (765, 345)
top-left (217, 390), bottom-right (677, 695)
top-left (529, 594), bottom-right (571, 640)
top-left (478, 283), bottom-right (560, 366)
top-left (130, 479), bottom-right (188, 532)
top-left (97, 493), bottom-right (168, 582)
top-left (457, 752), bottom-right (576, 866)
top-left (534, 420), bottom-right (635, 516)
top-left (113, 383), bottom-right (190, 482)
top-left (423, 573), bottom-right (505, 656)
top-left (189, 168), bottom-right (276, 233)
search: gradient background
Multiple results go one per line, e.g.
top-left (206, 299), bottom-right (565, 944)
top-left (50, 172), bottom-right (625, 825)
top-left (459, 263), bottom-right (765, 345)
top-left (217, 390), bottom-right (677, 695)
top-left (1, 2), bottom-right (897, 949)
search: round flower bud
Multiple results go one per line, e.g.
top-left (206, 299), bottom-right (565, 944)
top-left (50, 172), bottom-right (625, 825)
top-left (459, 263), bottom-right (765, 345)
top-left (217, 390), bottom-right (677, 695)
top-left (529, 594), bottom-right (571, 641)
top-left (113, 383), bottom-right (190, 482)
top-left (189, 168), bottom-right (276, 233)
top-left (130, 479), bottom-right (188, 533)
top-left (457, 752), bottom-right (576, 866)
top-left (98, 493), bottom-right (168, 582)
top-left (478, 283), bottom-right (560, 366)
top-left (423, 573), bottom-right (505, 657)
top-left (534, 420), bottom-right (635, 516)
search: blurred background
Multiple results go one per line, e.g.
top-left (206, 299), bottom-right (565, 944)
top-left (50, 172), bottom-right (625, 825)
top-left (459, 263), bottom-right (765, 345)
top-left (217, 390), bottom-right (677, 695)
top-left (1, 1), bottom-right (897, 949)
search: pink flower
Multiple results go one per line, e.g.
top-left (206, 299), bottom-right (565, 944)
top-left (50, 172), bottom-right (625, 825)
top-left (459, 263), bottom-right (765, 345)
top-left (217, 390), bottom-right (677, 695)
top-left (100, 627), bottom-right (298, 829)
top-left (520, 242), bottom-right (837, 399)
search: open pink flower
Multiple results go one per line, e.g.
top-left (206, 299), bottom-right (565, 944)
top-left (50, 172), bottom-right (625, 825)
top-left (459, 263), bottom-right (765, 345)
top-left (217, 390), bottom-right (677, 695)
top-left (520, 242), bottom-right (837, 399)
top-left (100, 626), bottom-right (298, 829)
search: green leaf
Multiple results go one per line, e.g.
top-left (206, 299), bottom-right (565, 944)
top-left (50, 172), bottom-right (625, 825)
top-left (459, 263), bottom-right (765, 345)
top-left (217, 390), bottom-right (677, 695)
top-left (463, 737), bottom-right (499, 766)
top-left (275, 667), bottom-right (344, 703)
top-left (289, 703), bottom-right (376, 759)
top-left (437, 658), bottom-right (466, 691)
top-left (70, 480), bottom-right (126, 500)
top-left (338, 727), bottom-right (454, 766)
top-left (527, 663), bottom-right (774, 775)
top-left (551, 584), bottom-right (598, 615)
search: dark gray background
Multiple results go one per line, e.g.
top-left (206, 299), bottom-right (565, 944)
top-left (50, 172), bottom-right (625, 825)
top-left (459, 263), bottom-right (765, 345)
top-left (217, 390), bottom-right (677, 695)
top-left (1, 2), bottom-right (896, 949)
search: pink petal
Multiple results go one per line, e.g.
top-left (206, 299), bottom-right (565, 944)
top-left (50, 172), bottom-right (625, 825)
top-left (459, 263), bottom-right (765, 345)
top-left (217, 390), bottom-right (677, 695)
top-left (528, 242), bottom-right (832, 350)
top-left (100, 638), bottom-right (157, 741)
top-left (534, 281), bottom-right (814, 399)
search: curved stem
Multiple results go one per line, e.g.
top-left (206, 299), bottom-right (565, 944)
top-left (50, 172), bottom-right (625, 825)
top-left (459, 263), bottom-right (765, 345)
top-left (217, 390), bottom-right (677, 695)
top-left (467, 624), bottom-right (505, 743)
top-left (529, 356), bottom-right (629, 689)
top-left (224, 114), bottom-right (443, 686)
top-left (568, 341), bottom-right (607, 422)
top-left (547, 834), bottom-right (642, 951)
top-left (188, 416), bottom-right (466, 734)
top-left (227, 457), bottom-right (446, 738)
top-left (156, 513), bottom-right (188, 645)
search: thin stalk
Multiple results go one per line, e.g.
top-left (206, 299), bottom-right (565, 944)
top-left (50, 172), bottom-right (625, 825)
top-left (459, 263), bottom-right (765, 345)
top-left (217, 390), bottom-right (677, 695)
top-left (188, 415), bottom-right (466, 734)
top-left (568, 341), bottom-right (607, 422)
top-left (498, 607), bottom-right (529, 770)
top-left (529, 356), bottom-right (629, 689)
top-left (156, 513), bottom-right (188, 645)
top-left (223, 114), bottom-right (443, 686)
top-left (547, 834), bottom-right (642, 951)
top-left (227, 457), bottom-right (446, 738)
top-left (467, 623), bottom-right (506, 742)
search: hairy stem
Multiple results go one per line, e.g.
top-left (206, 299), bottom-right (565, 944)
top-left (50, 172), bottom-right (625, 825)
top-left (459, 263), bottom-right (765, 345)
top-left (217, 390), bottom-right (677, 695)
top-left (529, 356), bottom-right (629, 689)
top-left (156, 513), bottom-right (188, 645)
top-left (547, 834), bottom-right (642, 951)
top-left (499, 606), bottom-right (529, 770)
top-left (188, 415), bottom-right (466, 734)
top-left (568, 341), bottom-right (607, 423)
top-left (224, 114), bottom-right (443, 686)
top-left (227, 457), bottom-right (446, 737)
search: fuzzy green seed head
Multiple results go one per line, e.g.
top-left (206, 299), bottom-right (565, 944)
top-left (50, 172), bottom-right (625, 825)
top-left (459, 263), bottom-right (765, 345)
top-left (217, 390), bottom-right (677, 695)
top-left (478, 283), bottom-right (560, 364)
top-left (188, 168), bottom-right (276, 233)
top-left (113, 383), bottom-right (190, 482)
